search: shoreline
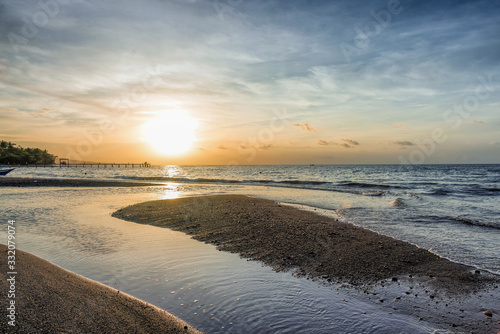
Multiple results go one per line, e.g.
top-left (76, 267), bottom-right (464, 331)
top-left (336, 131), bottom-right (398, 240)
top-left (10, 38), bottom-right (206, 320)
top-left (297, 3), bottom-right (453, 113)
top-left (3, 191), bottom-right (498, 333)
top-left (0, 177), bottom-right (161, 188)
top-left (113, 195), bottom-right (499, 292)
top-left (0, 244), bottom-right (201, 333)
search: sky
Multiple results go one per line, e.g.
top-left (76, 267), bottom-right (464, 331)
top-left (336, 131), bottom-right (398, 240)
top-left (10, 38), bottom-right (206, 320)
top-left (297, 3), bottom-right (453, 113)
top-left (0, 0), bottom-right (499, 165)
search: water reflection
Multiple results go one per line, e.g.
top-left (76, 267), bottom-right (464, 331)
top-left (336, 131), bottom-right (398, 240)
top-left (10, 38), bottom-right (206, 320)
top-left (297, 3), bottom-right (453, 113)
top-left (1, 186), bottom-right (495, 333)
top-left (159, 182), bottom-right (182, 199)
top-left (162, 165), bottom-right (182, 178)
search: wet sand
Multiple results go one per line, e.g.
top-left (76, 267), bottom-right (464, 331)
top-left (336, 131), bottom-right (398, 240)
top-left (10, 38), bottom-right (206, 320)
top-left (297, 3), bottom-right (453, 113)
top-left (0, 177), bottom-right (160, 188)
top-left (113, 195), bottom-right (499, 292)
top-left (0, 245), bottom-right (201, 333)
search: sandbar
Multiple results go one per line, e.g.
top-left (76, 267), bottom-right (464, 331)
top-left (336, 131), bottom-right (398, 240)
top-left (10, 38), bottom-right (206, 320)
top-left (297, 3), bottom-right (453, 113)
top-left (0, 177), bottom-right (160, 188)
top-left (113, 195), bottom-right (499, 292)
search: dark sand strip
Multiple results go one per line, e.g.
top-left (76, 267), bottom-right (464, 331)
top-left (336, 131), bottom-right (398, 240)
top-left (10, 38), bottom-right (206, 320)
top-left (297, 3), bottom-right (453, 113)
top-left (113, 195), bottom-right (498, 291)
top-left (0, 245), bottom-right (202, 334)
top-left (0, 177), bottom-right (161, 188)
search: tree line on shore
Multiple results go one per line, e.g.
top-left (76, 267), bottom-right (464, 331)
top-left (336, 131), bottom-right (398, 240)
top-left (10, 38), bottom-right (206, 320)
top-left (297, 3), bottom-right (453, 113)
top-left (0, 140), bottom-right (56, 165)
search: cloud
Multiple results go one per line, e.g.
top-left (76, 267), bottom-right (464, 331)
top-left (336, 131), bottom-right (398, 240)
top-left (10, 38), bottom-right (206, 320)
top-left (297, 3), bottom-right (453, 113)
top-left (217, 144), bottom-right (228, 150)
top-left (292, 123), bottom-right (317, 132)
top-left (342, 138), bottom-right (359, 146)
top-left (490, 142), bottom-right (500, 146)
top-left (395, 123), bottom-right (408, 129)
top-left (1, 0), bottom-right (500, 164)
top-left (471, 120), bottom-right (484, 125)
top-left (390, 141), bottom-right (415, 147)
top-left (317, 140), bottom-right (351, 148)
top-left (238, 144), bottom-right (272, 150)
top-left (258, 144), bottom-right (272, 150)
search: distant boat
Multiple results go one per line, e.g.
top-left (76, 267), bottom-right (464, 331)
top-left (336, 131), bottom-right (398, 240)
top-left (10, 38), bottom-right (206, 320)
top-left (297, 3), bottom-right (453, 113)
top-left (0, 168), bottom-right (15, 176)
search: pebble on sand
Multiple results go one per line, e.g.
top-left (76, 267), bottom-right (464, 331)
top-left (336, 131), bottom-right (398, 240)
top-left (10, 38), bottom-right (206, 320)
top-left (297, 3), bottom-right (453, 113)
top-left (483, 310), bottom-right (493, 317)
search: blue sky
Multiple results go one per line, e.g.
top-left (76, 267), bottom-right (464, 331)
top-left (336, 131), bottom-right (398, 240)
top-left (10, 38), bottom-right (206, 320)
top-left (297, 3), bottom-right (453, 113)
top-left (0, 0), bottom-right (499, 164)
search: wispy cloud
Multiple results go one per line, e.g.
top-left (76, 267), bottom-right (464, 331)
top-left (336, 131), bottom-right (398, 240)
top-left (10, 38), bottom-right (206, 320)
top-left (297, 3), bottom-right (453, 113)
top-left (1, 0), bottom-right (499, 164)
top-left (318, 140), bottom-right (351, 148)
top-left (342, 138), bottom-right (359, 146)
top-left (471, 120), bottom-right (484, 125)
top-left (259, 144), bottom-right (272, 150)
top-left (390, 141), bottom-right (415, 148)
top-left (292, 123), bottom-right (317, 132)
top-left (317, 140), bottom-right (331, 146)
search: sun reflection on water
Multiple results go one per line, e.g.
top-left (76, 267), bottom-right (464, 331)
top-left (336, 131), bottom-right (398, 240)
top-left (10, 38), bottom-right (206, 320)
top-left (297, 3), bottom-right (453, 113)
top-left (162, 165), bottom-right (182, 178)
top-left (159, 183), bottom-right (182, 200)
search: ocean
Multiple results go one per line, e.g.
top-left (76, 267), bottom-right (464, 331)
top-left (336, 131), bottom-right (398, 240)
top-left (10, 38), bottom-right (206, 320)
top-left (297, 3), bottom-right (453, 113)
top-left (2, 164), bottom-right (499, 333)
top-left (8, 164), bottom-right (500, 274)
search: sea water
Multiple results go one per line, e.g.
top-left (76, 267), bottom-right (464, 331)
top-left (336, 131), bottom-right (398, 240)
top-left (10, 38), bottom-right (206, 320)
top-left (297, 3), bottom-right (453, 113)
top-left (7, 164), bottom-right (500, 274)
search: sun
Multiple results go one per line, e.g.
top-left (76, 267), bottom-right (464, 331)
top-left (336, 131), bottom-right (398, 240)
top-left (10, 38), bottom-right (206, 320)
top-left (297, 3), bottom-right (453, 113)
top-left (143, 111), bottom-right (197, 155)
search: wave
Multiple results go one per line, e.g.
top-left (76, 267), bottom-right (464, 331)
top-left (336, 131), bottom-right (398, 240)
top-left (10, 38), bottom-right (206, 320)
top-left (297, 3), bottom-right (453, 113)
top-left (337, 181), bottom-right (398, 189)
top-left (119, 176), bottom-right (329, 186)
top-left (128, 176), bottom-right (497, 198)
top-left (115, 176), bottom-right (396, 195)
top-left (445, 216), bottom-right (500, 230)
top-left (428, 186), bottom-right (500, 197)
top-left (483, 187), bottom-right (500, 192)
top-left (428, 188), bottom-right (451, 196)
top-left (276, 180), bottom-right (329, 185)
top-left (389, 198), bottom-right (405, 207)
top-left (362, 191), bottom-right (384, 196)
top-left (118, 176), bottom-right (241, 184)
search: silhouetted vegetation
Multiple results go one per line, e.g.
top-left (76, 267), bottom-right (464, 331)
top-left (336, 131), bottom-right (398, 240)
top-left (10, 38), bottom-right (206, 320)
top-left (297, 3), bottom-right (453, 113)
top-left (0, 141), bottom-right (56, 164)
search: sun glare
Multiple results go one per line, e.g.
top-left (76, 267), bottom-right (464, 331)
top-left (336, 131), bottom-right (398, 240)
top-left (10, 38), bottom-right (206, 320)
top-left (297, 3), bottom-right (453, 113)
top-left (143, 111), bottom-right (197, 156)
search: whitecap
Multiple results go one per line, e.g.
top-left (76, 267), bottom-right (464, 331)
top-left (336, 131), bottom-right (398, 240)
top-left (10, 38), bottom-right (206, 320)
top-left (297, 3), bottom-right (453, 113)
top-left (362, 191), bottom-right (383, 196)
top-left (389, 198), bottom-right (405, 207)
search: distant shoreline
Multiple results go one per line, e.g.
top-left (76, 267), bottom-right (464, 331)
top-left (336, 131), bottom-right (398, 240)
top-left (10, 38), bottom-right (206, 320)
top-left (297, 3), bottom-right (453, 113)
top-left (0, 244), bottom-right (201, 333)
top-left (0, 177), bottom-right (162, 188)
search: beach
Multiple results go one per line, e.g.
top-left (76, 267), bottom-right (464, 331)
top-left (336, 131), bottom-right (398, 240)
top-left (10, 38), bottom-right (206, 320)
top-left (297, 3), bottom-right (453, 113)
top-left (3, 0), bottom-right (500, 330)
top-left (1, 174), bottom-right (499, 333)
top-left (0, 244), bottom-right (201, 333)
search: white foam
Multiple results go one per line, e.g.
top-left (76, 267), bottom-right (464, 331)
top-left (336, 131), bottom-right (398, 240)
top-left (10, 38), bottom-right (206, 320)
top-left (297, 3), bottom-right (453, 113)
top-left (390, 198), bottom-right (405, 207)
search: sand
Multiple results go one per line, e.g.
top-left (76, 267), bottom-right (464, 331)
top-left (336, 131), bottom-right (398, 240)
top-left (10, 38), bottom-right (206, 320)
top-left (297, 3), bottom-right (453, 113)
top-left (0, 177), bottom-right (161, 188)
top-left (113, 195), bottom-right (499, 292)
top-left (0, 245), bottom-right (202, 334)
